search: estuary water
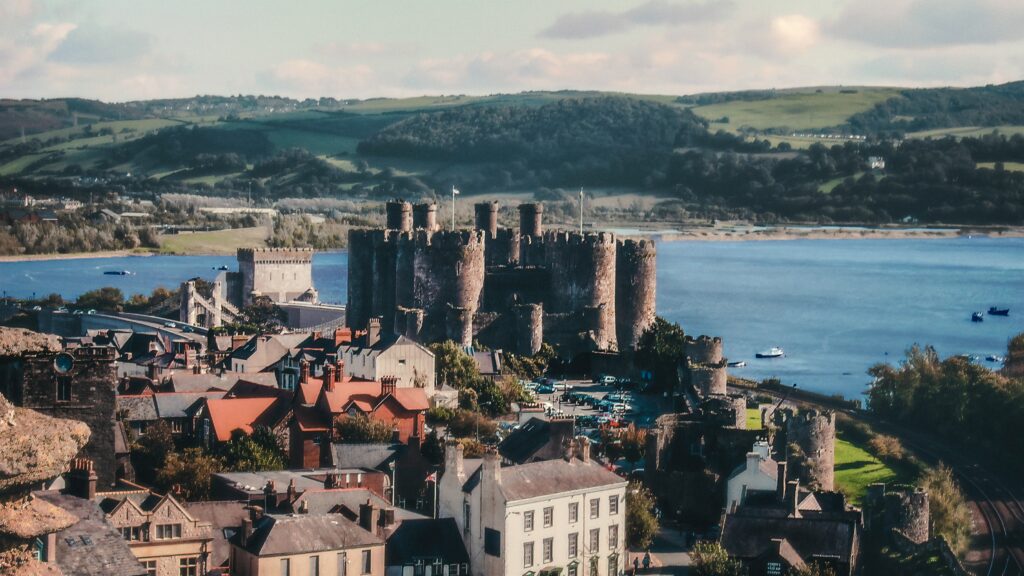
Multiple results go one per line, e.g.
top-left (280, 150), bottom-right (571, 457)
top-left (1, 237), bottom-right (1021, 400)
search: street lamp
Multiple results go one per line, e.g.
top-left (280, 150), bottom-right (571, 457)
top-left (387, 461), bottom-right (396, 506)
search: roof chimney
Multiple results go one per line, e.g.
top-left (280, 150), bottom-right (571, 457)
top-left (776, 461), bottom-right (788, 502)
top-left (445, 442), bottom-right (465, 480)
top-left (66, 458), bottom-right (97, 500)
top-left (483, 448), bottom-right (501, 484)
top-left (574, 436), bottom-right (591, 463)
top-left (367, 317), bottom-right (382, 347)
top-left (263, 480), bottom-right (276, 512)
top-left (359, 500), bottom-right (382, 535)
top-left (786, 480), bottom-right (800, 518)
top-left (746, 452), bottom-right (760, 472)
top-left (381, 375), bottom-right (397, 398)
top-left (325, 364), bottom-right (336, 392)
top-left (336, 359), bottom-right (346, 382)
top-left (287, 478), bottom-right (297, 502)
top-left (300, 360), bottom-right (310, 385)
top-left (297, 499), bottom-right (309, 514)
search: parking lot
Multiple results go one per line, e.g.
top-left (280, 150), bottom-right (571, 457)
top-left (525, 377), bottom-right (670, 429)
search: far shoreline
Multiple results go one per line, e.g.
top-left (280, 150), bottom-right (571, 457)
top-left (0, 224), bottom-right (1021, 263)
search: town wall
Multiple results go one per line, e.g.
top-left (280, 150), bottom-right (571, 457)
top-left (784, 409), bottom-right (836, 491)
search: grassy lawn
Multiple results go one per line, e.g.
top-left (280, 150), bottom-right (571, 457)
top-left (691, 88), bottom-right (900, 133)
top-left (818, 171), bottom-right (865, 194)
top-left (746, 408), bottom-right (762, 430)
top-left (906, 125), bottom-right (1024, 139)
top-left (834, 431), bottom-right (912, 506)
top-left (977, 161), bottom-right (1024, 172)
top-left (159, 226), bottom-right (269, 255)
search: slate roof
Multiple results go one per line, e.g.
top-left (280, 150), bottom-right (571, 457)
top-left (214, 470), bottom-right (332, 495)
top-left (462, 458), bottom-right (625, 501)
top-left (328, 443), bottom-right (400, 472)
top-left (473, 350), bottom-right (502, 376)
top-left (721, 514), bottom-right (858, 565)
top-left (33, 491), bottom-right (148, 576)
top-left (166, 373), bottom-right (236, 392)
top-left (184, 500), bottom-right (249, 571)
top-left (498, 417), bottom-right (575, 465)
top-left (153, 391), bottom-right (226, 419)
top-left (386, 518), bottom-right (470, 567)
top-left (229, 334), bottom-right (310, 371)
top-left (288, 488), bottom-right (393, 516)
top-left (237, 513), bottom-right (383, 556)
top-left (727, 455), bottom-right (780, 482)
top-left (116, 395), bottom-right (158, 421)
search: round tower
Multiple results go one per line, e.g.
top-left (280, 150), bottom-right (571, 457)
top-left (686, 335), bottom-right (724, 365)
top-left (446, 306), bottom-right (473, 347)
top-left (615, 239), bottom-right (657, 350)
top-left (518, 203), bottom-right (544, 238)
top-left (884, 488), bottom-right (930, 544)
top-left (346, 229), bottom-right (377, 330)
top-left (412, 230), bottom-right (486, 339)
top-left (413, 203), bottom-right (439, 231)
top-left (514, 303), bottom-right (543, 356)
top-left (474, 201), bottom-right (499, 239)
top-left (385, 200), bottom-right (413, 232)
top-left (786, 409), bottom-right (836, 491)
top-left (394, 232), bottom-right (416, 308)
top-left (545, 231), bottom-right (618, 350)
top-left (691, 364), bottom-right (727, 397)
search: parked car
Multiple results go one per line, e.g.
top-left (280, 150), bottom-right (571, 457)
top-left (552, 381), bottom-right (573, 391)
top-left (164, 321), bottom-right (177, 328)
top-left (536, 384), bottom-right (555, 394)
top-left (600, 375), bottom-right (617, 385)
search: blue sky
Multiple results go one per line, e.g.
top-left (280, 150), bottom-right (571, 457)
top-left (2, 0), bottom-right (1023, 101)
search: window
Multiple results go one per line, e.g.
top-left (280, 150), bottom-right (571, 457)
top-left (523, 542), bottom-right (534, 567)
top-left (543, 538), bottom-right (553, 563)
top-left (32, 538), bottom-right (45, 562)
top-left (463, 503), bottom-right (471, 535)
top-left (280, 558), bottom-right (290, 576)
top-left (568, 564), bottom-right (578, 576)
top-left (589, 498), bottom-right (599, 519)
top-left (361, 550), bottom-right (372, 574)
top-left (543, 506), bottom-right (553, 528)
top-left (767, 562), bottom-right (782, 576)
top-left (179, 557), bottom-right (198, 576)
top-left (524, 510), bottom-right (534, 531)
top-left (608, 555), bottom-right (618, 576)
top-left (170, 419), bottom-right (183, 434)
top-left (609, 525), bottom-right (618, 549)
top-left (609, 495), bottom-right (619, 515)
top-left (484, 528), bottom-right (501, 557)
top-left (310, 555), bottom-right (320, 576)
top-left (143, 560), bottom-right (157, 576)
top-left (337, 552), bottom-right (347, 576)
top-left (156, 524), bottom-right (182, 539)
top-left (56, 377), bottom-right (71, 402)
top-left (568, 532), bottom-right (578, 558)
top-left (568, 502), bottom-right (579, 523)
top-left (589, 528), bottom-right (600, 553)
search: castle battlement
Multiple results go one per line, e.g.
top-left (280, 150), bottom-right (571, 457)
top-left (544, 230), bottom-right (617, 247)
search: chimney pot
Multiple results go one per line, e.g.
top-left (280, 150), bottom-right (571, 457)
top-left (325, 364), bottom-right (337, 392)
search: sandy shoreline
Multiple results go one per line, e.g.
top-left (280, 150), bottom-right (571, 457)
top-left (0, 225), bottom-right (1021, 262)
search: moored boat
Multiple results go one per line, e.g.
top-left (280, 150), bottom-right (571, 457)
top-left (988, 307), bottom-right (1010, 316)
top-left (727, 360), bottom-right (747, 368)
top-left (972, 312), bottom-right (984, 322)
top-left (756, 347), bottom-right (784, 358)
top-left (103, 270), bottom-right (130, 276)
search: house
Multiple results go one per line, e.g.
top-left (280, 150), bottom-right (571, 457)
top-left (315, 366), bottom-right (429, 445)
top-left (212, 469), bottom-right (390, 505)
top-left (720, 480), bottom-right (861, 576)
top-left (196, 394), bottom-right (292, 447)
top-left (325, 442), bottom-right (434, 512)
top-left (725, 441), bottom-right (781, 514)
top-left (153, 391), bottom-right (227, 436)
top-left (33, 490), bottom-right (148, 576)
top-left (116, 395), bottom-right (159, 437)
top-left (498, 417), bottom-right (576, 465)
top-left (472, 349), bottom-right (504, 381)
top-left (184, 500), bottom-right (250, 575)
top-left (163, 371), bottom-right (278, 393)
top-left (229, 510), bottom-right (386, 576)
top-left (224, 333), bottom-right (310, 374)
top-left (438, 441), bottom-right (628, 576)
top-left (339, 318), bottom-right (436, 397)
top-left (385, 518), bottom-right (470, 576)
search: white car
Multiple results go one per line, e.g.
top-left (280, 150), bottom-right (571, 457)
top-left (163, 321), bottom-right (177, 328)
top-left (600, 375), bottom-right (617, 385)
top-left (552, 381), bottom-right (573, 391)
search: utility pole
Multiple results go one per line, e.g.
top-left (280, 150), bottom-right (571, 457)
top-left (579, 187), bottom-right (584, 234)
top-left (451, 186), bottom-right (460, 231)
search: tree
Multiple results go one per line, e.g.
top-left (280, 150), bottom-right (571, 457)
top-left (429, 340), bottom-right (481, 389)
top-left (791, 562), bottom-right (836, 576)
top-left (220, 426), bottom-right (286, 472)
top-left (156, 447), bottom-right (223, 501)
top-left (76, 286), bottom-right (124, 311)
top-left (921, 465), bottom-right (972, 555)
top-left (421, 429), bottom-right (445, 465)
top-left (231, 295), bottom-right (287, 333)
top-left (626, 483), bottom-right (660, 549)
top-left (447, 409), bottom-right (498, 441)
top-left (868, 435), bottom-right (904, 461)
top-left (334, 414), bottom-right (395, 443)
top-left (691, 541), bottom-right (746, 576)
top-left (131, 420), bottom-right (176, 483)
top-left (635, 316), bottom-right (687, 390)
top-left (620, 425), bottom-right (648, 470)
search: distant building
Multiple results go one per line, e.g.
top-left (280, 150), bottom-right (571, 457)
top-left (386, 518), bottom-right (471, 576)
top-left (339, 318), bottom-right (437, 396)
top-left (497, 416), bottom-right (576, 465)
top-left (868, 156), bottom-right (886, 170)
top-left (439, 441), bottom-right (627, 576)
top-left (725, 441), bottom-right (781, 514)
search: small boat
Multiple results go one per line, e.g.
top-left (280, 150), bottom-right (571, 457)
top-left (988, 307), bottom-right (1010, 316)
top-left (214, 265), bottom-right (230, 271)
top-left (986, 355), bottom-right (1005, 363)
top-left (756, 347), bottom-right (784, 359)
top-left (972, 312), bottom-right (984, 322)
top-left (727, 361), bottom-right (747, 368)
top-left (103, 270), bottom-right (130, 276)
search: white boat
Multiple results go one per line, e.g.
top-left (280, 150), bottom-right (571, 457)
top-left (727, 361), bottom-right (747, 368)
top-left (756, 347), bottom-right (785, 359)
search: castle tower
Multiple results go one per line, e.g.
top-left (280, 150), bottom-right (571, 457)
top-left (474, 201), bottom-right (499, 239)
top-left (514, 303), bottom-right (543, 356)
top-left (884, 487), bottom-right (930, 544)
top-left (446, 306), bottom-right (473, 347)
top-left (785, 409), bottom-right (836, 491)
top-left (615, 239), bottom-right (657, 350)
top-left (686, 335), bottom-right (724, 365)
top-left (395, 232), bottom-right (416, 308)
top-left (412, 230), bottom-right (486, 341)
top-left (544, 231), bottom-right (618, 350)
top-left (385, 200), bottom-right (413, 232)
top-left (413, 202), bottom-right (439, 232)
top-left (691, 365), bottom-right (727, 397)
top-left (237, 247), bottom-right (315, 306)
top-left (394, 306), bottom-right (425, 341)
top-left (518, 203), bottom-right (543, 238)
top-left (346, 230), bottom-right (376, 330)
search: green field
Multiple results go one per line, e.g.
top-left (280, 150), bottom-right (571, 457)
top-left (2, 118), bottom-right (184, 147)
top-left (834, 433), bottom-right (911, 506)
top-left (159, 226), bottom-right (270, 255)
top-left (691, 88), bottom-right (900, 133)
top-left (977, 161), bottom-right (1024, 172)
top-left (746, 408), bottom-right (762, 430)
top-left (906, 125), bottom-right (1024, 139)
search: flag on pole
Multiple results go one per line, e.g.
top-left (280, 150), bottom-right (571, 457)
top-left (452, 187), bottom-right (460, 195)
top-left (426, 471), bottom-right (437, 482)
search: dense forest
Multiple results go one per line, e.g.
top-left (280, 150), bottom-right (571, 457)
top-left (843, 82), bottom-right (1024, 135)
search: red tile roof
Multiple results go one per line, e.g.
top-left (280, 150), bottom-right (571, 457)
top-left (206, 397), bottom-right (286, 442)
top-left (318, 380), bottom-right (429, 415)
top-left (294, 404), bottom-right (331, 433)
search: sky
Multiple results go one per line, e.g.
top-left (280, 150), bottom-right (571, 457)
top-left (2, 0), bottom-right (1024, 102)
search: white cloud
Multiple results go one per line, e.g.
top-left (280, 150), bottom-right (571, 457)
top-left (539, 0), bottom-right (735, 40)
top-left (770, 14), bottom-right (820, 53)
top-left (263, 59), bottom-right (377, 98)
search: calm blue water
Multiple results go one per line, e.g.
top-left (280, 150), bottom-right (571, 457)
top-left (1, 238), bottom-right (1021, 399)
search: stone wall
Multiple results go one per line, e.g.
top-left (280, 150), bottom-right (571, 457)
top-left (237, 247), bottom-right (316, 305)
top-left (615, 239), bottom-right (657, 350)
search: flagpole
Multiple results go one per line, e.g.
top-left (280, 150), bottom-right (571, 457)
top-left (451, 186), bottom-right (458, 231)
top-left (433, 471), bottom-right (438, 519)
top-left (579, 187), bottom-right (584, 234)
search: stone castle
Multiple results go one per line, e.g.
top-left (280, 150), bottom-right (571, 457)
top-left (346, 200), bottom-right (656, 354)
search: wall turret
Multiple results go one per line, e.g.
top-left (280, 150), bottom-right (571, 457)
top-left (686, 335), bottom-right (724, 365)
top-left (785, 409), bottom-right (836, 491)
top-left (692, 364), bottom-right (728, 397)
top-left (616, 238), bottom-right (657, 350)
top-left (385, 199), bottom-right (413, 232)
top-left (514, 303), bottom-right (543, 356)
top-left (884, 487), bottom-right (930, 544)
top-left (474, 201), bottom-right (499, 239)
top-left (518, 203), bottom-right (543, 238)
top-left (412, 202), bottom-right (439, 231)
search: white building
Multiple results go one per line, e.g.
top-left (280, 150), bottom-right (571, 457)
top-left (339, 318), bottom-right (437, 398)
top-left (725, 441), bottom-right (781, 514)
top-left (438, 441), bottom-right (628, 576)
